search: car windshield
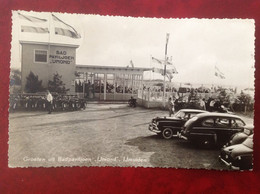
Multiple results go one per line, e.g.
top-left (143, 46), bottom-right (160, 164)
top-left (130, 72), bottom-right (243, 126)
top-left (242, 137), bottom-right (253, 149)
top-left (174, 111), bottom-right (185, 119)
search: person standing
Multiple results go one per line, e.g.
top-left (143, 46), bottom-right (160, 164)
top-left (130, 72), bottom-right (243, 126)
top-left (168, 97), bottom-right (174, 117)
top-left (209, 99), bottom-right (215, 112)
top-left (46, 90), bottom-right (53, 114)
top-left (199, 98), bottom-right (206, 110)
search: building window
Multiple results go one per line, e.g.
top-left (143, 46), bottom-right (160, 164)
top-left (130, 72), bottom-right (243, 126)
top-left (34, 50), bottom-right (47, 63)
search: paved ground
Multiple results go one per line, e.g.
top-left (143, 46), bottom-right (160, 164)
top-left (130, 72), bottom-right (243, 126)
top-left (8, 104), bottom-right (253, 169)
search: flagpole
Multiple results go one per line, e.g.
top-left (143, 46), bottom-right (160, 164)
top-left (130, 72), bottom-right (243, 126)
top-left (47, 13), bottom-right (52, 87)
top-left (150, 55), bottom-right (152, 81)
top-left (163, 33), bottom-right (169, 107)
top-left (17, 12), bottom-right (23, 90)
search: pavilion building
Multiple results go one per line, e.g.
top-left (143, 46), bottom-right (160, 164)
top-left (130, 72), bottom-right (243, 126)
top-left (20, 41), bottom-right (151, 101)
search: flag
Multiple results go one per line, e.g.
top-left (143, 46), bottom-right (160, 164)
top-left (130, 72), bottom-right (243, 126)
top-left (18, 13), bottom-right (47, 22)
top-left (152, 57), bottom-right (163, 65)
top-left (152, 67), bottom-right (178, 81)
top-left (21, 26), bottom-right (49, 33)
top-left (18, 13), bottom-right (49, 33)
top-left (168, 65), bottom-right (178, 74)
top-left (152, 55), bottom-right (178, 81)
top-left (165, 68), bottom-right (178, 80)
top-left (152, 67), bottom-right (164, 74)
top-left (152, 57), bottom-right (172, 65)
top-left (215, 66), bottom-right (225, 79)
top-left (52, 14), bottom-right (81, 39)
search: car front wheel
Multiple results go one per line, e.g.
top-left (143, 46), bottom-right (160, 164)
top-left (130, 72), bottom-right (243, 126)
top-left (162, 128), bottom-right (173, 139)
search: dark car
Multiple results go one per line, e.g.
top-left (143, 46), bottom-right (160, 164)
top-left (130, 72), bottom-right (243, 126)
top-left (179, 112), bottom-right (246, 146)
top-left (224, 125), bottom-right (254, 147)
top-left (148, 109), bottom-right (207, 139)
top-left (219, 134), bottom-right (253, 170)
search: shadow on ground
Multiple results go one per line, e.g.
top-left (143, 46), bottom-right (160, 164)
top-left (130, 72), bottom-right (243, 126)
top-left (125, 135), bottom-right (226, 169)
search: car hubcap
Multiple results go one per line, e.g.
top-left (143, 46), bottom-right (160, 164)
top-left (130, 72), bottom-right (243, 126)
top-left (163, 129), bottom-right (172, 139)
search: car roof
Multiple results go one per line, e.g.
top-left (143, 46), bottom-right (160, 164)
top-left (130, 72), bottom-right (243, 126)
top-left (194, 112), bottom-right (243, 119)
top-left (179, 109), bottom-right (207, 113)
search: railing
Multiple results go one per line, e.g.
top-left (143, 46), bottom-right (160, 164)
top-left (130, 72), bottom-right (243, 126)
top-left (138, 90), bottom-right (184, 102)
top-left (138, 90), bottom-right (214, 102)
top-left (137, 89), bottom-right (254, 112)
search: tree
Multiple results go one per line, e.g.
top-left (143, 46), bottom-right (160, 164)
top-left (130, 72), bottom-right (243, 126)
top-left (238, 92), bottom-right (252, 113)
top-left (10, 69), bottom-right (22, 94)
top-left (48, 72), bottom-right (69, 94)
top-left (25, 71), bottom-right (44, 93)
top-left (10, 69), bottom-right (21, 86)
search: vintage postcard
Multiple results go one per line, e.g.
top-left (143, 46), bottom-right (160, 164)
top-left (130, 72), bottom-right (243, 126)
top-left (9, 11), bottom-right (255, 170)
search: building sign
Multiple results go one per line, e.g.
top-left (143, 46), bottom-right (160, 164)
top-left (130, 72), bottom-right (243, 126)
top-left (49, 50), bottom-right (75, 64)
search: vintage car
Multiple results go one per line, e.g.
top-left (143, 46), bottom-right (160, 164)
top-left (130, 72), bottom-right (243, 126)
top-left (148, 109), bottom-right (207, 139)
top-left (179, 112), bottom-right (246, 146)
top-left (224, 125), bottom-right (254, 147)
top-left (219, 134), bottom-right (253, 170)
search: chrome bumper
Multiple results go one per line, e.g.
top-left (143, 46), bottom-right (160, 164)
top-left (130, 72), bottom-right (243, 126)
top-left (218, 156), bottom-right (240, 170)
top-left (148, 123), bottom-right (161, 133)
top-left (177, 131), bottom-right (188, 140)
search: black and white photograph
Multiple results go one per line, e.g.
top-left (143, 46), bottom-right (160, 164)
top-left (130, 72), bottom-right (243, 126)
top-left (9, 11), bottom-right (255, 170)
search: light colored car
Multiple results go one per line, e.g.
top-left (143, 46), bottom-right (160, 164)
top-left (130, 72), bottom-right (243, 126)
top-left (219, 134), bottom-right (253, 170)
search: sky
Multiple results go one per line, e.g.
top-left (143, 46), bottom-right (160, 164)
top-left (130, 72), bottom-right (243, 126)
top-left (11, 11), bottom-right (255, 89)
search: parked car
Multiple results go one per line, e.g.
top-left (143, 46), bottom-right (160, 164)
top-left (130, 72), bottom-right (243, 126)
top-left (219, 134), bottom-right (253, 170)
top-left (179, 112), bottom-right (246, 146)
top-left (224, 125), bottom-right (254, 147)
top-left (148, 109), bottom-right (207, 139)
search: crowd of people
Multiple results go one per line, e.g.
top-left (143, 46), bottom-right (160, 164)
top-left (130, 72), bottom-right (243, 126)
top-left (166, 87), bottom-right (254, 115)
top-left (99, 82), bottom-right (136, 94)
top-left (75, 80), bottom-right (137, 98)
top-left (143, 84), bottom-right (237, 94)
top-left (168, 96), bottom-right (230, 115)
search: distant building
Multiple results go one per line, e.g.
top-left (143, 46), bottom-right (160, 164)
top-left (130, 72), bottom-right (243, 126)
top-left (20, 41), bottom-right (151, 100)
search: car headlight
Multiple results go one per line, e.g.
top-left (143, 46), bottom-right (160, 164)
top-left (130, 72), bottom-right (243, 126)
top-left (237, 156), bottom-right (241, 160)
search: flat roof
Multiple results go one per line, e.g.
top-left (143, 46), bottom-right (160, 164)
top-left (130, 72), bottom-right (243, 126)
top-left (76, 64), bottom-right (152, 72)
top-left (19, 41), bottom-right (79, 48)
top-left (195, 112), bottom-right (242, 119)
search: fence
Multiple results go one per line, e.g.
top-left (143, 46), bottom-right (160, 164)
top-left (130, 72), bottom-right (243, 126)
top-left (137, 90), bottom-right (181, 109)
top-left (137, 89), bottom-right (254, 113)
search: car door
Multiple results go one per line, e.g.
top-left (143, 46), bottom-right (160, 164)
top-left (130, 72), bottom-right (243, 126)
top-left (231, 118), bottom-right (245, 134)
top-left (188, 117), bottom-right (215, 143)
top-left (214, 117), bottom-right (232, 143)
